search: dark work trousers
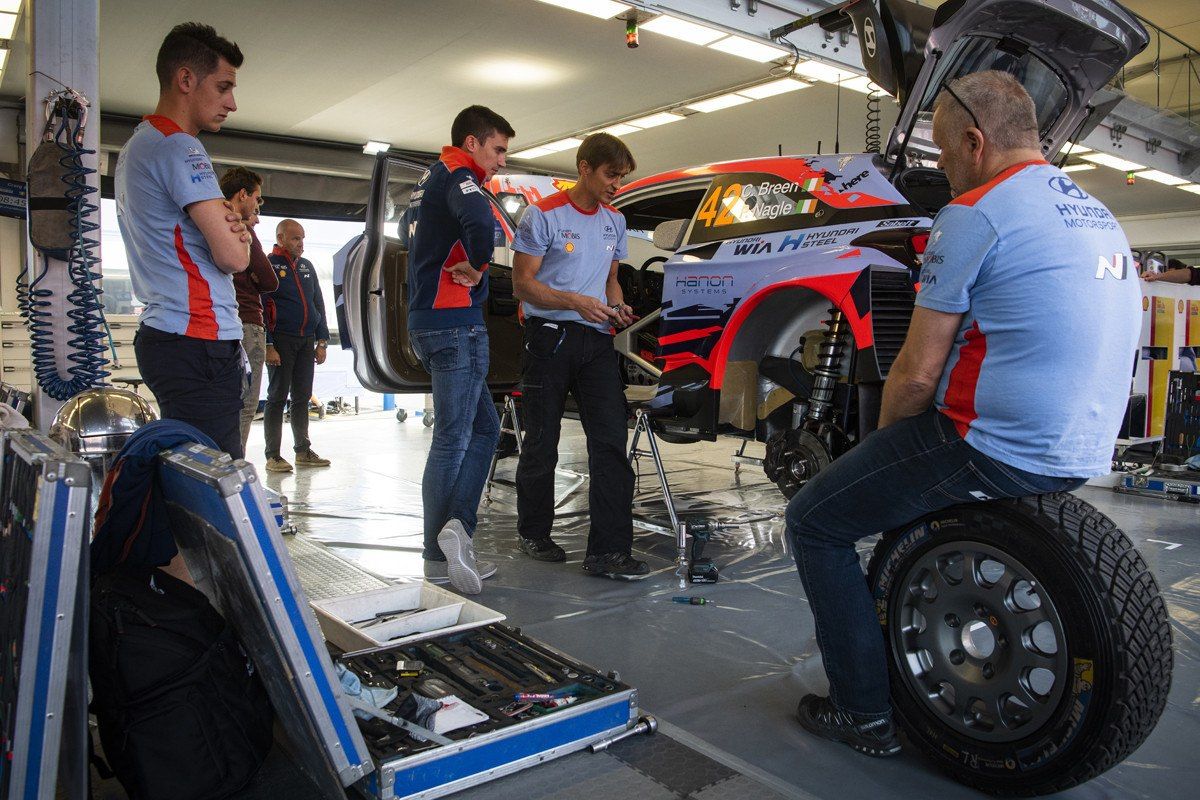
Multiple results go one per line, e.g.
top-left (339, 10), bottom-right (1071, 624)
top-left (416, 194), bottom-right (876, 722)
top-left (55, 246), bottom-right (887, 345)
top-left (515, 318), bottom-right (634, 556)
top-left (134, 324), bottom-right (246, 459)
top-left (263, 332), bottom-right (316, 459)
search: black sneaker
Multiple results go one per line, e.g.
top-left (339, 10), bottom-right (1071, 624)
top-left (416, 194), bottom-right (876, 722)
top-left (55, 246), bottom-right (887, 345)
top-left (795, 695), bottom-right (901, 758)
top-left (581, 553), bottom-right (650, 581)
top-left (518, 537), bottom-right (566, 562)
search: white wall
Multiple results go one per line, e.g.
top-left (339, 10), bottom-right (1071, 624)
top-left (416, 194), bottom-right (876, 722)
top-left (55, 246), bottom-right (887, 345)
top-left (1119, 210), bottom-right (1200, 253)
top-left (0, 107), bottom-right (22, 313)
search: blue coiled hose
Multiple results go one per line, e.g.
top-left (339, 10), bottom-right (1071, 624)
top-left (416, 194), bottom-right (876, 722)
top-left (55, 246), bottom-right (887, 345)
top-left (17, 95), bottom-right (115, 401)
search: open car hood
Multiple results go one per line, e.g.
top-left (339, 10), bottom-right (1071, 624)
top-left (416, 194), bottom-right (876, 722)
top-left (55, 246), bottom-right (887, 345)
top-left (851, 0), bottom-right (1147, 165)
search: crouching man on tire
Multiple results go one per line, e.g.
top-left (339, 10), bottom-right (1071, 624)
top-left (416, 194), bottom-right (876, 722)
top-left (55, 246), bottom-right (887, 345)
top-left (786, 71), bottom-right (1141, 758)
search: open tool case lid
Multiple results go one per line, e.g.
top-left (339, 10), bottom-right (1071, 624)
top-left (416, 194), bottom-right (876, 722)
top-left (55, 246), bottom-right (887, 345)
top-left (2, 429), bottom-right (91, 800)
top-left (157, 443), bottom-right (374, 797)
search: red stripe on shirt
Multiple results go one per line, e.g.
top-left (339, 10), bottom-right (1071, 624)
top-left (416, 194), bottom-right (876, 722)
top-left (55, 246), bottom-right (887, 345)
top-left (174, 224), bottom-right (219, 339)
top-left (143, 114), bottom-right (184, 137)
top-left (942, 321), bottom-right (987, 438)
top-left (950, 160), bottom-right (1048, 208)
top-left (432, 240), bottom-right (474, 309)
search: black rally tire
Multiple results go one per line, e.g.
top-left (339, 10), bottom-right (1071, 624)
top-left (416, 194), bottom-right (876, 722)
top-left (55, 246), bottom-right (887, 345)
top-left (866, 492), bottom-right (1172, 795)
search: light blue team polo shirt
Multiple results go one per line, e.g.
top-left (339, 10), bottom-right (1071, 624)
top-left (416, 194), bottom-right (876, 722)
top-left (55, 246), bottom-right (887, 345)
top-left (511, 192), bottom-right (628, 331)
top-left (916, 161), bottom-right (1141, 477)
top-left (114, 115), bottom-right (242, 340)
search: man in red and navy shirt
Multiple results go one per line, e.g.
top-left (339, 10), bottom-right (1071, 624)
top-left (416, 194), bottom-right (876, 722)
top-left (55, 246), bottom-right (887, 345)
top-left (406, 105), bottom-right (514, 595)
top-left (115, 22), bottom-right (250, 457)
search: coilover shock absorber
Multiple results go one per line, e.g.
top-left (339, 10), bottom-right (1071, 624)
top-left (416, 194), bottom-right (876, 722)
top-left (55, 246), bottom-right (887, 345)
top-left (805, 309), bottom-right (849, 427)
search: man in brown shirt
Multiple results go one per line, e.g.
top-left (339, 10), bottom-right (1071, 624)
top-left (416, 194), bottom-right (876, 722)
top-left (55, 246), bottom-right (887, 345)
top-left (219, 166), bottom-right (279, 454)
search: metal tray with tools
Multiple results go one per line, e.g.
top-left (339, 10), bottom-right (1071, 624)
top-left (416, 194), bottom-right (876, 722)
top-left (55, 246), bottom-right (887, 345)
top-left (340, 624), bottom-right (637, 800)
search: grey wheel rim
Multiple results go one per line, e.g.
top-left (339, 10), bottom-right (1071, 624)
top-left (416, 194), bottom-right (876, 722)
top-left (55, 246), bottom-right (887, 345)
top-left (891, 540), bottom-right (1069, 743)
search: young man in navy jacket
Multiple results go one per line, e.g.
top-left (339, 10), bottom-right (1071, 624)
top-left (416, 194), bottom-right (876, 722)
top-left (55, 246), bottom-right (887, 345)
top-left (262, 219), bottom-right (330, 472)
top-left (407, 105), bottom-right (514, 594)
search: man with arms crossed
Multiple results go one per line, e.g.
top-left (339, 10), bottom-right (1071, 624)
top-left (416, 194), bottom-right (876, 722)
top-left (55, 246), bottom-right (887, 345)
top-left (511, 133), bottom-right (648, 580)
top-left (785, 71), bottom-right (1142, 757)
top-left (116, 22), bottom-right (250, 457)
top-left (407, 105), bottom-right (513, 594)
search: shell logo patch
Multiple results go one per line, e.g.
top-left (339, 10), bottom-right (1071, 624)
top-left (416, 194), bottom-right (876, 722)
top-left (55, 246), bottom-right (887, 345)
top-left (565, 242), bottom-right (575, 253)
top-left (278, 269), bottom-right (287, 278)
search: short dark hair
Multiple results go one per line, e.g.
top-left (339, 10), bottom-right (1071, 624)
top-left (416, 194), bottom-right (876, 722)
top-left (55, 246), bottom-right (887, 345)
top-left (156, 22), bottom-right (244, 92)
top-left (576, 133), bottom-right (636, 174)
top-left (451, 105), bottom-right (515, 148)
top-left (218, 166), bottom-right (262, 200)
top-left (1167, 258), bottom-right (1188, 270)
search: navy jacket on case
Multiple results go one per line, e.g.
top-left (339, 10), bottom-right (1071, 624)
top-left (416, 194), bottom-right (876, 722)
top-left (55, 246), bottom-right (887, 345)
top-left (264, 245), bottom-right (329, 343)
top-left (405, 146), bottom-right (495, 330)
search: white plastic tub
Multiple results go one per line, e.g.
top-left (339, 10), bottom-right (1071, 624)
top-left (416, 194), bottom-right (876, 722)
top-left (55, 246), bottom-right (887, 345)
top-left (311, 581), bottom-right (505, 652)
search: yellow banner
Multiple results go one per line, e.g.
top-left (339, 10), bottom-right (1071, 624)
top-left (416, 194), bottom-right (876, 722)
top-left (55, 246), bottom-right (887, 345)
top-left (1149, 296), bottom-right (1176, 436)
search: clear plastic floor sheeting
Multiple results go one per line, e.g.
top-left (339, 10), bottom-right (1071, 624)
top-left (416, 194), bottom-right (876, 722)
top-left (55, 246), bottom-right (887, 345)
top-left (249, 409), bottom-right (1199, 800)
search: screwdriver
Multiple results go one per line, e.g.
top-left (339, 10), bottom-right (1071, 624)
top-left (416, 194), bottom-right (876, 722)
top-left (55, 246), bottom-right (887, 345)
top-left (672, 596), bottom-right (708, 605)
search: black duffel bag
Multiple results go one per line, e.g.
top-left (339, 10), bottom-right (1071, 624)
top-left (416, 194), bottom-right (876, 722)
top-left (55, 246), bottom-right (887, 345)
top-left (89, 565), bottom-right (274, 800)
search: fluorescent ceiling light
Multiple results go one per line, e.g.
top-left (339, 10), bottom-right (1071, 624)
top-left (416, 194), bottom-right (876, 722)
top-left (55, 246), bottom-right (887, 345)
top-left (1062, 143), bottom-right (1092, 155)
top-left (738, 78), bottom-right (811, 99)
top-left (0, 2), bottom-right (21, 14)
top-left (541, 137), bottom-right (583, 153)
top-left (707, 34), bottom-right (787, 62)
top-left (532, 0), bottom-right (630, 19)
top-left (641, 15), bottom-right (725, 45)
top-left (1081, 152), bottom-right (1145, 172)
top-left (595, 123), bottom-right (639, 137)
top-left (838, 76), bottom-right (878, 94)
top-left (1179, 184), bottom-right (1200, 195)
top-left (1133, 169), bottom-right (1188, 186)
top-left (0, 49), bottom-right (7, 71)
top-left (1061, 163), bottom-right (1096, 173)
top-left (687, 92), bottom-right (753, 113)
top-left (362, 140), bottom-right (391, 155)
top-left (0, 12), bottom-right (17, 38)
top-left (510, 146), bottom-right (555, 159)
top-left (627, 111), bottom-right (686, 129)
top-left (792, 60), bottom-right (860, 84)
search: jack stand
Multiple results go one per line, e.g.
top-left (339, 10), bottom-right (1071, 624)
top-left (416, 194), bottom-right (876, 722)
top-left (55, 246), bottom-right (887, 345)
top-left (484, 394), bottom-right (523, 505)
top-left (731, 438), bottom-right (763, 475)
top-left (628, 409), bottom-right (719, 588)
top-left (484, 394), bottom-right (586, 506)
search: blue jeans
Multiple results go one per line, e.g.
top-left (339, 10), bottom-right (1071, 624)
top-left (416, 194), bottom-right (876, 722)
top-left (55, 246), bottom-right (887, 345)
top-left (410, 325), bottom-right (500, 561)
top-left (785, 408), bottom-right (1085, 716)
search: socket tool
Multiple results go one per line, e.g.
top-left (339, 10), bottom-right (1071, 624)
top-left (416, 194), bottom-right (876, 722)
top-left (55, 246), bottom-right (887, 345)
top-left (589, 715), bottom-right (657, 752)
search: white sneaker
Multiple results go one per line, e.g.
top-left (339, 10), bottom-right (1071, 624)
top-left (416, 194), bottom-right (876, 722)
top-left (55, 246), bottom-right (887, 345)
top-left (437, 520), bottom-right (482, 595)
top-left (423, 558), bottom-right (497, 585)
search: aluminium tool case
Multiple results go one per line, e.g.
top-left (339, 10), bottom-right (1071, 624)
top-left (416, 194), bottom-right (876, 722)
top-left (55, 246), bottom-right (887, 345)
top-left (157, 443), bottom-right (639, 800)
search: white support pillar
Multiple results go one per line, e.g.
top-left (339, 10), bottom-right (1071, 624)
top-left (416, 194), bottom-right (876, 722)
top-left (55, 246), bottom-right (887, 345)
top-left (24, 0), bottom-right (102, 431)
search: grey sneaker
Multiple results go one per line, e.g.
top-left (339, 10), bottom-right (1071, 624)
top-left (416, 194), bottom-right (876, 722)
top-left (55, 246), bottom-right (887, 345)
top-left (265, 456), bottom-right (293, 473)
top-left (423, 558), bottom-right (496, 584)
top-left (437, 520), bottom-right (482, 595)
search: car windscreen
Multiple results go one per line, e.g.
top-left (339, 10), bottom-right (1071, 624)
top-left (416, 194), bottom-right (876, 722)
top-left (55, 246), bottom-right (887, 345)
top-left (900, 36), bottom-right (1068, 167)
